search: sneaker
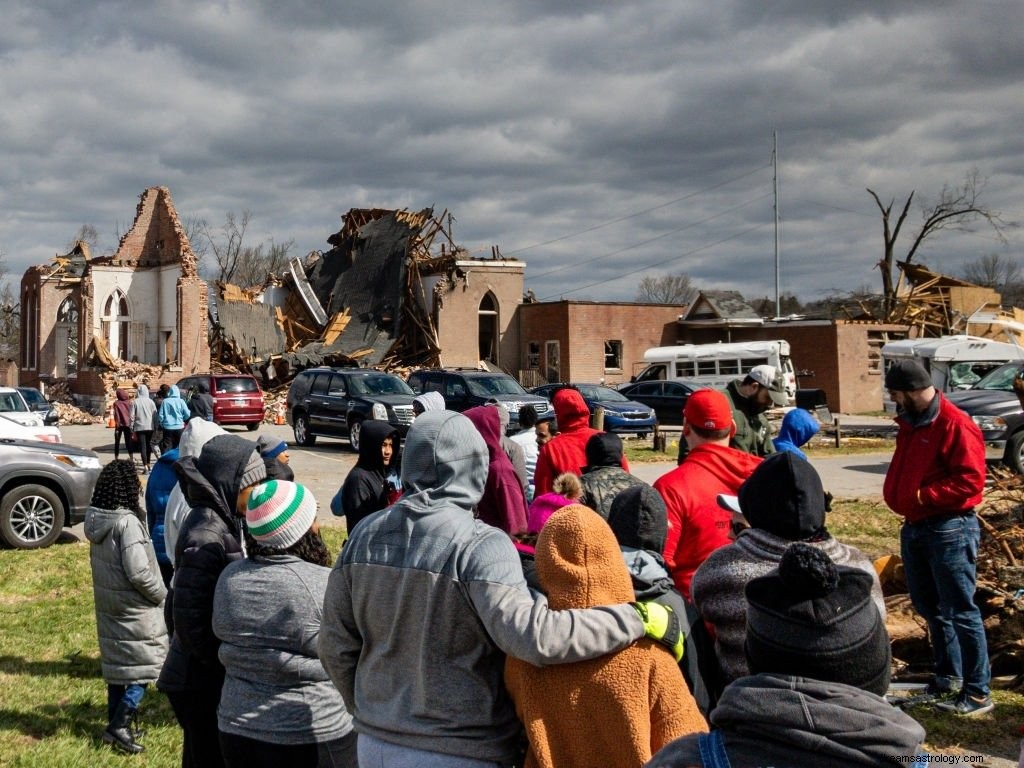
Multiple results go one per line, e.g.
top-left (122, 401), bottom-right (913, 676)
top-left (935, 694), bottom-right (994, 716)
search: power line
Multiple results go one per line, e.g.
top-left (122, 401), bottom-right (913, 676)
top-left (504, 162), bottom-right (772, 256)
top-left (538, 220), bottom-right (772, 301)
top-left (529, 192), bottom-right (773, 280)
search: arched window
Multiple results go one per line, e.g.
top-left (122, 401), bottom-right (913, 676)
top-left (56, 296), bottom-right (79, 375)
top-left (478, 292), bottom-right (498, 363)
top-left (102, 290), bottom-right (131, 360)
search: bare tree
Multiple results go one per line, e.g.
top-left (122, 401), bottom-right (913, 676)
top-left (67, 224), bottom-right (99, 253)
top-left (199, 211), bottom-right (294, 286)
top-left (867, 170), bottom-right (1008, 322)
top-left (0, 251), bottom-right (18, 361)
top-left (962, 252), bottom-right (1022, 293)
top-left (635, 272), bottom-right (696, 304)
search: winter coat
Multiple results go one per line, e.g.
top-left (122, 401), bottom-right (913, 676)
top-left (214, 555), bottom-right (354, 745)
top-left (162, 419), bottom-right (228, 558)
top-left (724, 380), bottom-right (776, 457)
top-left (653, 443), bottom-right (762, 601)
top-left (534, 389), bottom-right (628, 495)
top-left (330, 420), bottom-right (397, 533)
top-left (772, 407), bottom-right (819, 460)
top-left (691, 526), bottom-right (884, 683)
top-left (464, 405), bottom-right (529, 535)
top-left (505, 504), bottom-right (705, 768)
top-left (145, 447), bottom-right (180, 567)
top-left (130, 384), bottom-right (158, 433)
top-left (85, 506), bottom-right (168, 685)
top-left (580, 466), bottom-right (648, 520)
top-left (645, 674), bottom-right (926, 767)
top-left (884, 392), bottom-right (986, 523)
top-left (319, 410), bottom-right (645, 765)
top-left (158, 384), bottom-right (191, 431)
top-left (113, 388), bottom-right (133, 428)
top-left (187, 381), bottom-right (215, 422)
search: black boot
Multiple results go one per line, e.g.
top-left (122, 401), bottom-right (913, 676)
top-left (129, 708), bottom-right (145, 741)
top-left (103, 701), bottom-right (144, 754)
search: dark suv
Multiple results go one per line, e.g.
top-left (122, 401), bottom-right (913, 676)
top-left (177, 373), bottom-right (265, 431)
top-left (407, 369), bottom-right (553, 431)
top-left (286, 368), bottom-right (417, 451)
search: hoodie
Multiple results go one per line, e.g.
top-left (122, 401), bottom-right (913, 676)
top-left (505, 504), bottom-right (705, 768)
top-left (645, 674), bottom-right (926, 767)
top-left (412, 390), bottom-right (445, 412)
top-left (534, 389), bottom-right (628, 495)
top-left (319, 410), bottom-right (646, 765)
top-left (162, 418), bottom-right (229, 558)
top-left (158, 384), bottom-right (191, 430)
top-left (113, 388), bottom-right (133, 428)
top-left (85, 505), bottom-right (168, 684)
top-left (145, 447), bottom-right (180, 567)
top-left (773, 408), bottom-right (819, 460)
top-left (331, 419), bottom-right (397, 533)
top-left (130, 384), bottom-right (157, 433)
top-left (188, 380), bottom-right (215, 421)
top-left (464, 405), bottom-right (528, 535)
top-left (653, 443), bottom-right (762, 600)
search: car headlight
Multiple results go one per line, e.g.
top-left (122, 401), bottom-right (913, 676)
top-left (52, 453), bottom-right (102, 469)
top-left (372, 402), bottom-right (387, 420)
top-left (972, 415), bottom-right (1006, 432)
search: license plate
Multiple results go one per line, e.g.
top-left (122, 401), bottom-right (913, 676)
top-left (233, 398), bottom-right (247, 406)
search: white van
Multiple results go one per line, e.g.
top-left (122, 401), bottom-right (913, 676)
top-left (880, 335), bottom-right (1024, 413)
top-left (630, 340), bottom-right (796, 399)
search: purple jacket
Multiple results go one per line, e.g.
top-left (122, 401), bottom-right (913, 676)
top-left (464, 406), bottom-right (528, 536)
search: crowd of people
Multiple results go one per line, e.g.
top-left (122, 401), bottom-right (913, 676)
top-left (85, 359), bottom-right (997, 766)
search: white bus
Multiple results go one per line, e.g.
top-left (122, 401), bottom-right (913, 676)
top-left (630, 340), bottom-right (796, 399)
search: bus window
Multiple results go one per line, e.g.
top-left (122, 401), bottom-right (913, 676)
top-left (636, 363), bottom-right (667, 382)
top-left (674, 361), bottom-right (696, 378)
top-left (719, 359), bottom-right (739, 376)
top-left (697, 360), bottom-right (717, 376)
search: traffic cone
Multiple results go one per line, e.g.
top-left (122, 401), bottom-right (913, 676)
top-left (106, 407), bottom-right (115, 428)
top-left (274, 402), bottom-right (286, 426)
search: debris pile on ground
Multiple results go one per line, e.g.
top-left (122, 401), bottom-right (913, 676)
top-left (54, 402), bottom-right (102, 425)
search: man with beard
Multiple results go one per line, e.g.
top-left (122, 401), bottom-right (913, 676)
top-left (884, 358), bottom-right (991, 716)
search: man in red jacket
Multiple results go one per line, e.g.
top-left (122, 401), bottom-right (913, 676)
top-left (654, 389), bottom-right (762, 601)
top-left (533, 388), bottom-right (628, 496)
top-left (883, 359), bottom-right (991, 716)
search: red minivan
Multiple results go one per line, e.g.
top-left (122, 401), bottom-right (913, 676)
top-left (176, 374), bottom-right (265, 431)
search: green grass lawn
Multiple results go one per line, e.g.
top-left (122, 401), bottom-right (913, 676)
top-left (0, 524), bottom-right (1018, 763)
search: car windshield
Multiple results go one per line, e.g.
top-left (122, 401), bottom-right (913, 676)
top-left (18, 388), bottom-right (46, 407)
top-left (0, 392), bottom-right (29, 412)
top-left (215, 377), bottom-right (260, 394)
top-left (350, 374), bottom-right (414, 396)
top-left (466, 375), bottom-right (528, 397)
top-left (577, 384), bottom-right (629, 402)
top-left (971, 363), bottom-right (1021, 392)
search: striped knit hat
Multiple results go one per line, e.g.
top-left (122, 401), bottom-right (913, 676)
top-left (245, 479), bottom-right (317, 550)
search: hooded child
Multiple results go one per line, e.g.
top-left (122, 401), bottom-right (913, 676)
top-left (330, 420), bottom-right (398, 534)
top-left (130, 383), bottom-right (158, 473)
top-left (157, 434), bottom-right (267, 768)
top-left (505, 503), bottom-right (706, 768)
top-left (772, 407), bottom-right (820, 460)
top-left (515, 472), bottom-right (583, 590)
top-left (647, 544), bottom-right (926, 767)
top-left (464, 405), bottom-right (529, 536)
top-left (85, 459), bottom-right (168, 754)
top-left (579, 432), bottom-right (648, 519)
top-left (157, 384), bottom-right (192, 451)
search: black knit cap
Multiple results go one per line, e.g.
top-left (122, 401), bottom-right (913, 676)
top-left (607, 485), bottom-right (668, 552)
top-left (745, 543), bottom-right (891, 696)
top-left (584, 432), bottom-right (624, 471)
top-left (739, 452), bottom-right (826, 541)
top-left (884, 359), bottom-right (932, 391)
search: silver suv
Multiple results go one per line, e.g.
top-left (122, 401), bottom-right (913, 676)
top-left (0, 439), bottom-right (101, 549)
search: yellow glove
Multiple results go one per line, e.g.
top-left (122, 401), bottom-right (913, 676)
top-left (633, 601), bottom-right (684, 662)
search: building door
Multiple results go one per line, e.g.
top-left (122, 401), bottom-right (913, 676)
top-left (478, 293), bottom-right (498, 364)
top-left (545, 340), bottom-right (560, 383)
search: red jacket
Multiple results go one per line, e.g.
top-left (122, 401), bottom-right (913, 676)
top-left (534, 389), bottom-right (628, 495)
top-left (884, 393), bottom-right (986, 523)
top-left (654, 443), bottom-right (762, 601)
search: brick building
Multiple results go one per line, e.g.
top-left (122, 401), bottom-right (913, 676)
top-left (19, 187), bottom-right (210, 410)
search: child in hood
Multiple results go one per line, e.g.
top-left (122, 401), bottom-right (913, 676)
top-left (772, 407), bottom-right (820, 460)
top-left (330, 420), bottom-right (399, 534)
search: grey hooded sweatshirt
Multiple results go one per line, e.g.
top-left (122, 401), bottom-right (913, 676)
top-left (319, 409), bottom-right (644, 765)
top-left (85, 506), bottom-right (169, 684)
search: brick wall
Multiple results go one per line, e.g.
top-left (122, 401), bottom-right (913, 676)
top-left (436, 261), bottom-right (525, 369)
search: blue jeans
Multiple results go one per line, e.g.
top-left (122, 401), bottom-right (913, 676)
top-left (107, 683), bottom-right (146, 719)
top-left (901, 514), bottom-right (990, 698)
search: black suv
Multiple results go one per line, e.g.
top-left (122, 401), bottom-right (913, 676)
top-left (286, 367), bottom-right (417, 451)
top-left (406, 369), bottom-right (553, 431)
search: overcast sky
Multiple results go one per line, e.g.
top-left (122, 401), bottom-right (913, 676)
top-left (2, 1), bottom-right (1022, 306)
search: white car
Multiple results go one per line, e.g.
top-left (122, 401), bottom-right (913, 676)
top-left (0, 413), bottom-right (63, 443)
top-left (0, 387), bottom-right (46, 428)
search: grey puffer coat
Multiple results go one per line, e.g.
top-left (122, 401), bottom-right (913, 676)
top-left (85, 506), bottom-right (169, 685)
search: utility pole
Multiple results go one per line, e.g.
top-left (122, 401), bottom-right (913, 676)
top-left (773, 130), bottom-right (781, 318)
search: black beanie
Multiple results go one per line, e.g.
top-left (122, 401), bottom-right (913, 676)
top-left (607, 485), bottom-right (668, 552)
top-left (884, 359), bottom-right (932, 391)
top-left (585, 432), bottom-right (624, 471)
top-left (745, 543), bottom-right (891, 696)
top-left (739, 452), bottom-right (826, 541)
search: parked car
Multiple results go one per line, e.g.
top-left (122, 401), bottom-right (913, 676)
top-left (0, 387), bottom-right (45, 428)
top-left (177, 373), bottom-right (265, 431)
top-left (945, 361), bottom-right (1024, 473)
top-left (527, 382), bottom-right (656, 437)
top-left (0, 438), bottom-right (101, 549)
top-left (407, 368), bottom-right (553, 431)
top-left (286, 367), bottom-right (417, 451)
top-left (17, 387), bottom-right (60, 426)
top-left (0, 414), bottom-right (63, 443)
top-left (616, 379), bottom-right (701, 426)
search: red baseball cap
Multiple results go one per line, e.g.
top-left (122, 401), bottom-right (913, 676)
top-left (684, 389), bottom-right (735, 433)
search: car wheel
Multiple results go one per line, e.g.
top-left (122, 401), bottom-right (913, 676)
top-left (245, 422), bottom-right (259, 432)
top-left (293, 413), bottom-right (316, 447)
top-left (0, 484), bottom-right (65, 550)
top-left (1006, 431), bottom-right (1024, 474)
top-left (349, 418), bottom-right (363, 453)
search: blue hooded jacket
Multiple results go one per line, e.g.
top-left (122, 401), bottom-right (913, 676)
top-left (158, 384), bottom-right (192, 430)
top-left (145, 447), bottom-right (180, 566)
top-left (772, 408), bottom-right (820, 460)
